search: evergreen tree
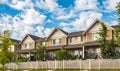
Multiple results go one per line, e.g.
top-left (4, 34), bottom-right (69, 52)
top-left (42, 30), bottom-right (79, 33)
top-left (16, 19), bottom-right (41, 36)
top-left (115, 2), bottom-right (120, 46)
top-left (0, 30), bottom-right (16, 71)
top-left (98, 23), bottom-right (115, 58)
top-left (35, 45), bottom-right (47, 61)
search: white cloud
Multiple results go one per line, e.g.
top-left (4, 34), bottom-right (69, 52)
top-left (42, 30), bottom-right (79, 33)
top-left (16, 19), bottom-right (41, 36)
top-left (47, 19), bottom-right (52, 23)
top-left (21, 8), bottom-right (46, 25)
top-left (103, 0), bottom-right (120, 11)
top-left (0, 0), bottom-right (34, 10)
top-left (59, 22), bottom-right (69, 27)
top-left (61, 11), bottom-right (102, 32)
top-left (10, 0), bottom-right (33, 10)
top-left (74, 0), bottom-right (98, 11)
top-left (34, 26), bottom-right (44, 37)
top-left (0, 12), bottom-right (47, 40)
top-left (110, 20), bottom-right (118, 26)
top-left (0, 0), bottom-right (8, 4)
top-left (44, 28), bottom-right (53, 37)
top-left (36, 0), bottom-right (58, 12)
top-left (56, 10), bottom-right (75, 20)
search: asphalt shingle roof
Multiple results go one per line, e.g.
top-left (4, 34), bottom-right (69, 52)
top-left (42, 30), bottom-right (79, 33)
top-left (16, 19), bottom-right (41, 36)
top-left (68, 31), bottom-right (84, 37)
top-left (10, 38), bottom-right (20, 43)
top-left (28, 34), bottom-right (41, 41)
top-left (111, 25), bottom-right (120, 29)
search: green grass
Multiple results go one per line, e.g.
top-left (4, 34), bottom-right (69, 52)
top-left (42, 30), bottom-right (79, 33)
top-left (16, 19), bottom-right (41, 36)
top-left (29, 69), bottom-right (46, 71)
top-left (89, 70), bottom-right (120, 71)
top-left (12, 70), bottom-right (23, 71)
top-left (54, 69), bottom-right (80, 71)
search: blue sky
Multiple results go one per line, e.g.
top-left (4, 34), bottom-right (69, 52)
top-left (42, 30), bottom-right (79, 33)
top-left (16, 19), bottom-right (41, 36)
top-left (0, 0), bottom-right (119, 40)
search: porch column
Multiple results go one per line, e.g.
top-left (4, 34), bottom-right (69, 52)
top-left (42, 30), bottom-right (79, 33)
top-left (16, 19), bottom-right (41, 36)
top-left (82, 46), bottom-right (85, 58)
top-left (29, 52), bottom-right (31, 60)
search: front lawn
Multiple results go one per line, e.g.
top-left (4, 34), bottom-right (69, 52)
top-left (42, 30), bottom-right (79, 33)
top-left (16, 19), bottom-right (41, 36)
top-left (29, 69), bottom-right (46, 71)
top-left (89, 70), bottom-right (120, 71)
top-left (12, 70), bottom-right (23, 71)
top-left (54, 69), bottom-right (80, 71)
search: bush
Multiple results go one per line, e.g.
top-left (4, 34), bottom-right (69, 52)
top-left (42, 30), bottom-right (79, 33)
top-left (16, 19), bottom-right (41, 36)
top-left (56, 50), bottom-right (74, 60)
top-left (17, 56), bottom-right (29, 62)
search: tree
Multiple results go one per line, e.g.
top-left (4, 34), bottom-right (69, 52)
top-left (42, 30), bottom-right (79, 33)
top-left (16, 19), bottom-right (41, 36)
top-left (56, 50), bottom-right (74, 60)
top-left (115, 2), bottom-right (120, 46)
top-left (116, 2), bottom-right (120, 25)
top-left (0, 30), bottom-right (16, 71)
top-left (35, 45), bottom-right (47, 61)
top-left (98, 23), bottom-right (115, 58)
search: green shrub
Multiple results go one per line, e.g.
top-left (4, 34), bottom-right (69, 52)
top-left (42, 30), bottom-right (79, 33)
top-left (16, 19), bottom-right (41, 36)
top-left (56, 50), bottom-right (74, 60)
top-left (17, 56), bottom-right (29, 62)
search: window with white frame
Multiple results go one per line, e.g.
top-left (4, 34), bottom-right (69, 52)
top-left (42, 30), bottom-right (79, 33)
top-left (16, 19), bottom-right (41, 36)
top-left (53, 39), bottom-right (61, 45)
top-left (93, 33), bottom-right (101, 40)
top-left (25, 43), bottom-right (32, 48)
top-left (118, 32), bottom-right (120, 36)
top-left (70, 37), bottom-right (75, 43)
top-left (25, 44), bottom-right (27, 48)
top-left (29, 43), bottom-right (32, 48)
top-left (42, 42), bottom-right (46, 46)
top-left (78, 37), bottom-right (82, 42)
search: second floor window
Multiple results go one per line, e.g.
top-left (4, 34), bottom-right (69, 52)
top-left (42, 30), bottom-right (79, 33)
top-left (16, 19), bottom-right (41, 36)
top-left (93, 33), bottom-right (101, 40)
top-left (118, 32), bottom-right (120, 36)
top-left (70, 37), bottom-right (75, 43)
top-left (53, 39), bottom-right (61, 45)
top-left (78, 37), bottom-right (82, 42)
top-left (25, 43), bottom-right (32, 48)
top-left (42, 42), bottom-right (46, 46)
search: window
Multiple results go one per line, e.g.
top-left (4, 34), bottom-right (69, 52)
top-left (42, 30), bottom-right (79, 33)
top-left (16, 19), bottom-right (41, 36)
top-left (70, 37), bottom-right (75, 43)
top-left (78, 37), bottom-right (82, 42)
top-left (53, 39), bottom-right (61, 45)
top-left (25, 44), bottom-right (27, 48)
top-left (118, 32), bottom-right (120, 36)
top-left (42, 42), bottom-right (46, 46)
top-left (29, 43), bottom-right (32, 48)
top-left (25, 43), bottom-right (31, 49)
top-left (93, 33), bottom-right (101, 40)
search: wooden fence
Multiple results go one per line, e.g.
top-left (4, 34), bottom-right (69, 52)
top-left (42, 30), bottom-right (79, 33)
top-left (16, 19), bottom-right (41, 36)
top-left (5, 59), bottom-right (120, 70)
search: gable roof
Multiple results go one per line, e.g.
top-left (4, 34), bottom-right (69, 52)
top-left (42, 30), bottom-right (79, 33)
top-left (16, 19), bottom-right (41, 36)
top-left (19, 34), bottom-right (40, 45)
top-left (36, 37), bottom-right (46, 42)
top-left (83, 19), bottom-right (114, 35)
top-left (111, 25), bottom-right (120, 29)
top-left (10, 38), bottom-right (20, 43)
top-left (28, 34), bottom-right (40, 41)
top-left (47, 28), bottom-right (68, 40)
top-left (68, 31), bottom-right (84, 37)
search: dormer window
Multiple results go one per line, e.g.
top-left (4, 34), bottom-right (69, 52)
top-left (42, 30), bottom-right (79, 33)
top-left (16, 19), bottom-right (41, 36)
top-left (53, 39), bottom-right (61, 45)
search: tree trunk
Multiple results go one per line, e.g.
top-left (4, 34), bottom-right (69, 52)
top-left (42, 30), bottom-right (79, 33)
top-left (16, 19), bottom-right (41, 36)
top-left (2, 64), bottom-right (5, 71)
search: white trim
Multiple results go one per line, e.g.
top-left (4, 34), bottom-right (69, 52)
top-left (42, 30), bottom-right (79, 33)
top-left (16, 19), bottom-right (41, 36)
top-left (82, 19), bottom-right (114, 35)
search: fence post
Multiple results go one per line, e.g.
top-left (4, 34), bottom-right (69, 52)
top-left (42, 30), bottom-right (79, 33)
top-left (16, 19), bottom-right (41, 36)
top-left (63, 60), bottom-right (64, 70)
top-left (80, 59), bottom-right (82, 70)
top-left (54, 60), bottom-right (56, 69)
top-left (89, 59), bottom-right (91, 69)
top-left (98, 59), bottom-right (101, 70)
top-left (118, 59), bottom-right (120, 69)
top-left (35, 61), bottom-right (38, 69)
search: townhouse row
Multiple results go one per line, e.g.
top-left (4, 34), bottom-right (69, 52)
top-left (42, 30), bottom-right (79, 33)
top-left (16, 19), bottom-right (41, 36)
top-left (1, 19), bottom-right (120, 60)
